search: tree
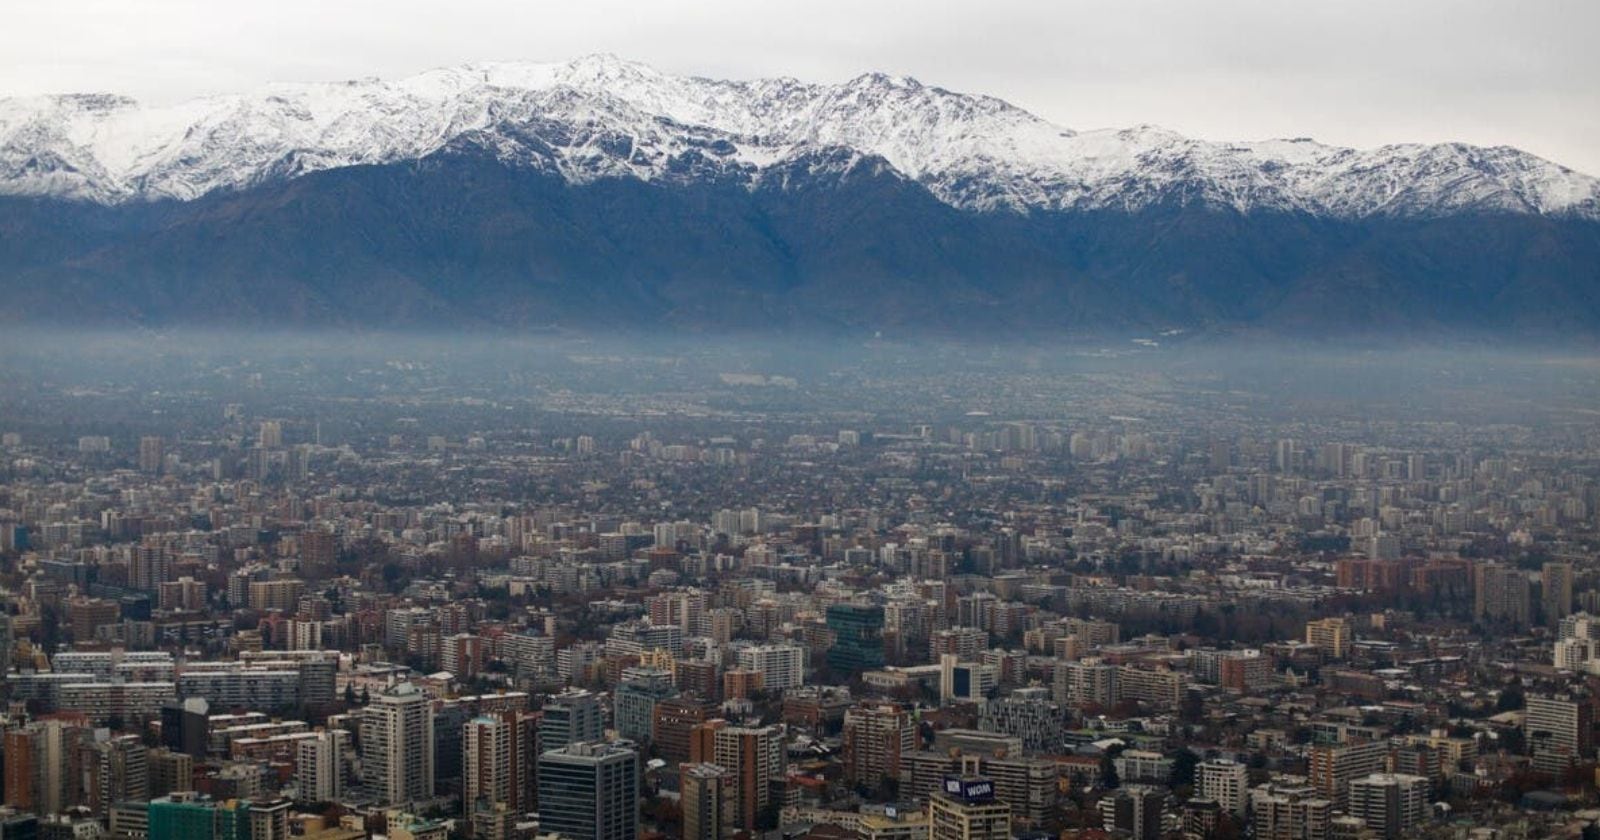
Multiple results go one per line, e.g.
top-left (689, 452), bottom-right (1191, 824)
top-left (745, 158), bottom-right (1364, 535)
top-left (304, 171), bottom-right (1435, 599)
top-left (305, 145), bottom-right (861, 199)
top-left (39, 603), bottom-right (62, 654)
top-left (1170, 748), bottom-right (1200, 788)
top-left (1100, 750), bottom-right (1121, 790)
top-left (381, 562), bottom-right (406, 593)
top-left (1180, 691), bottom-right (1205, 723)
top-left (1497, 682), bottom-right (1526, 712)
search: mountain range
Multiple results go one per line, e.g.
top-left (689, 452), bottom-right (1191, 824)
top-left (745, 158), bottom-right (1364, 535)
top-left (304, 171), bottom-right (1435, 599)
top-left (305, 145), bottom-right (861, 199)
top-left (2, 54), bottom-right (1597, 336)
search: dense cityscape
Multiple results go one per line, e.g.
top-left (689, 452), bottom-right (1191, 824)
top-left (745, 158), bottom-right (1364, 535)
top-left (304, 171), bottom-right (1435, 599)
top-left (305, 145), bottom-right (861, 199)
top-left (0, 339), bottom-right (1595, 840)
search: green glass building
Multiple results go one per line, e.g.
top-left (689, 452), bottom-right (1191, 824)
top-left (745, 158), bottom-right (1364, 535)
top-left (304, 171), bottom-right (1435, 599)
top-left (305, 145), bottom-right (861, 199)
top-left (826, 602), bottom-right (885, 674)
top-left (148, 797), bottom-right (216, 840)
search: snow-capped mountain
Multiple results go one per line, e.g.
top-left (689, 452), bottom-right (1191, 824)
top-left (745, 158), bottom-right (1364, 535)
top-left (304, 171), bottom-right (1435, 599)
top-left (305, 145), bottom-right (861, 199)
top-left (3, 55), bottom-right (1599, 336)
top-left (3, 54), bottom-right (1596, 218)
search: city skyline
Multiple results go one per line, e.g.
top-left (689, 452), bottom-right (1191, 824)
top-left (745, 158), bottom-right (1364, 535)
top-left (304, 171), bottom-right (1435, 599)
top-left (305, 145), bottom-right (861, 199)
top-left (2, 4), bottom-right (1598, 839)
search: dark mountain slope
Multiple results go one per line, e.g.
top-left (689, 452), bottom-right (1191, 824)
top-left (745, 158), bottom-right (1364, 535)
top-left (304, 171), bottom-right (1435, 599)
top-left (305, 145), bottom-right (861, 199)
top-left (2, 148), bottom-right (1596, 336)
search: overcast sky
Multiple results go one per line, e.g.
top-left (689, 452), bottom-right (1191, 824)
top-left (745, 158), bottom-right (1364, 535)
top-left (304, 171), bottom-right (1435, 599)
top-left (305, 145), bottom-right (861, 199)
top-left (5, 0), bottom-right (1598, 174)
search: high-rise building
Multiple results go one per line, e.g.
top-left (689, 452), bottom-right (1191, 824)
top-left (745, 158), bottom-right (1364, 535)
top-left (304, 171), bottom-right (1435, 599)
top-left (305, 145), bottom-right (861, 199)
top-left (178, 665), bottom-right (298, 711)
top-left (982, 754), bottom-right (1060, 826)
top-left (148, 793), bottom-right (216, 840)
top-left (1059, 617), bottom-right (1121, 648)
top-left (1525, 693), bottom-right (1594, 760)
top-left (148, 748), bottom-right (194, 797)
top-left (734, 644), bottom-right (804, 691)
top-left (1473, 563), bottom-right (1531, 627)
top-left (842, 703), bottom-right (915, 787)
top-left (161, 698), bottom-right (211, 758)
top-left (711, 724), bottom-right (784, 832)
top-left (900, 750), bottom-right (959, 802)
top-left (1116, 665), bottom-right (1187, 710)
top-left (539, 690), bottom-right (604, 753)
top-left (1197, 758), bottom-right (1248, 818)
top-left (4, 719), bottom-right (84, 816)
top-left (1053, 659), bottom-right (1118, 707)
top-left (956, 592), bottom-right (999, 633)
top-left (299, 531), bottom-right (338, 580)
top-left (674, 659), bottom-right (718, 700)
top-left (652, 695), bottom-right (716, 765)
top-left (441, 634), bottom-right (490, 680)
top-left (248, 579), bottom-right (306, 612)
top-left (1181, 798), bottom-right (1221, 840)
top-left (496, 632), bottom-right (555, 681)
top-left (296, 730), bottom-right (347, 803)
top-left (1251, 783), bottom-right (1332, 840)
top-left (536, 741), bottom-right (638, 840)
top-left (157, 577), bottom-right (208, 612)
top-left (1098, 784), bottom-right (1164, 840)
top-left (132, 545), bottom-right (173, 593)
top-left (384, 607), bottom-right (435, 649)
top-left (463, 712), bottom-right (536, 815)
top-left (432, 704), bottom-right (470, 796)
top-left (722, 669), bottom-right (763, 700)
top-left (246, 799), bottom-right (292, 840)
top-left (138, 437), bottom-right (164, 474)
top-left (1391, 743), bottom-right (1443, 781)
top-left (930, 627), bottom-right (988, 663)
top-left (613, 667), bottom-right (676, 743)
top-left (647, 591), bottom-right (706, 634)
top-left (944, 660), bottom-right (1000, 704)
top-left (360, 682), bottom-right (435, 807)
top-left (67, 597), bottom-right (122, 642)
top-left (463, 714), bottom-right (512, 813)
top-left (679, 763), bottom-right (734, 840)
top-left (1309, 740), bottom-right (1389, 808)
top-left (930, 777), bottom-right (1012, 840)
top-left (2, 726), bottom-right (37, 812)
top-left (1544, 562), bottom-right (1576, 625)
top-left (1305, 617), bottom-right (1351, 659)
top-left (1347, 773), bottom-right (1430, 839)
top-left (605, 621), bottom-right (682, 659)
top-left (297, 656), bottom-right (338, 708)
top-left (258, 420), bottom-right (284, 449)
top-left (109, 801), bottom-right (150, 840)
top-left (555, 642), bottom-right (604, 684)
top-left (82, 733), bottom-right (149, 818)
top-left (978, 690), bottom-right (1067, 753)
top-left (1274, 439), bottom-right (1297, 473)
top-left (825, 603), bottom-right (885, 673)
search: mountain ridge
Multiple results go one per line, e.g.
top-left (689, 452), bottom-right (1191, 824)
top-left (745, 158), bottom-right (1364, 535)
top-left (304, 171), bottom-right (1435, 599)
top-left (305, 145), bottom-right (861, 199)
top-left (2, 55), bottom-right (1598, 336)
top-left (3, 54), bottom-right (1597, 219)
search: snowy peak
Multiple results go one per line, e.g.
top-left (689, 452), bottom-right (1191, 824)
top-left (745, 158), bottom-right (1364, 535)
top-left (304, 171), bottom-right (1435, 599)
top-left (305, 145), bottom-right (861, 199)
top-left (1, 56), bottom-right (1596, 219)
